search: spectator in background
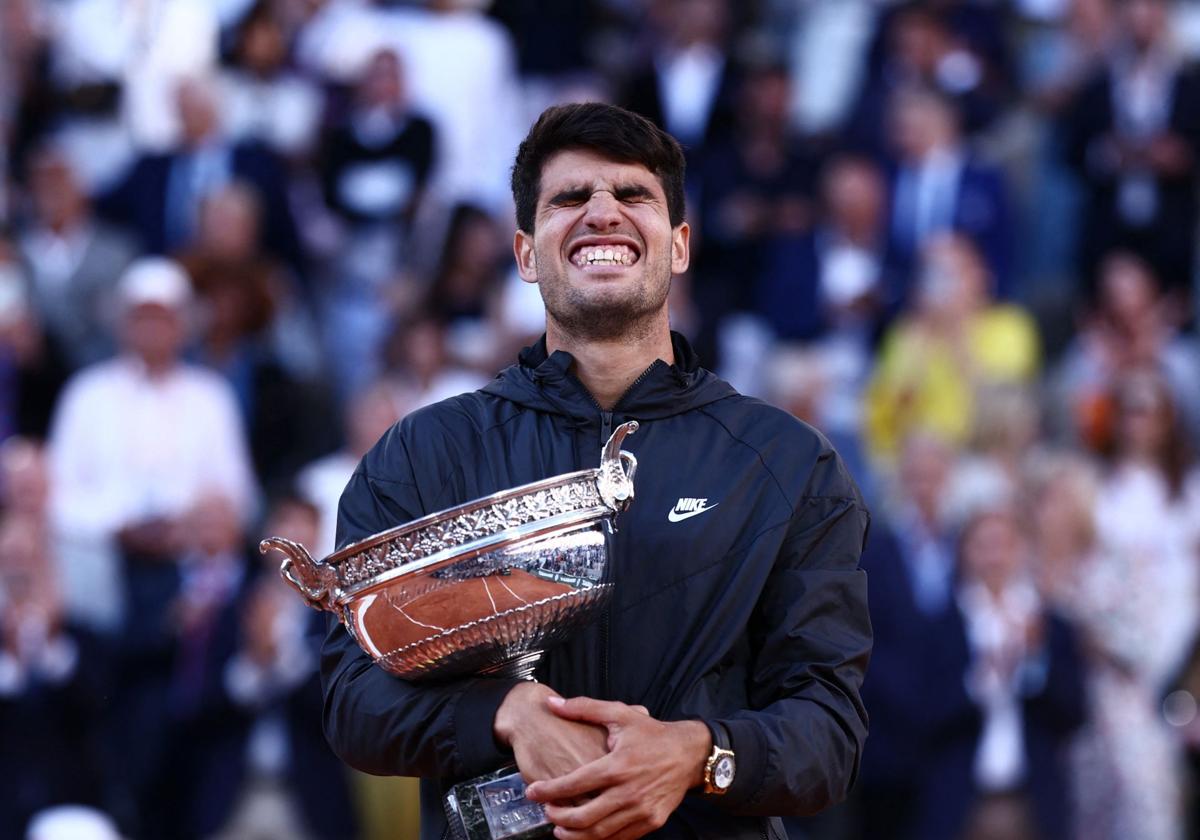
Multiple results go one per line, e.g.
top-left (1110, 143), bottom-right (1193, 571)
top-left (47, 257), bottom-right (257, 634)
top-left (298, 381), bottom-right (407, 558)
top-left (844, 3), bottom-right (1012, 157)
top-left (1024, 451), bottom-right (1101, 626)
top-left (101, 75), bottom-right (301, 269)
top-left (0, 242), bottom-right (69, 442)
top-left (428, 203), bottom-right (516, 372)
top-left (691, 60), bottom-right (818, 355)
top-left (319, 48), bottom-right (435, 236)
top-left (117, 493), bottom-right (250, 839)
top-left (855, 431), bottom-right (961, 840)
top-left (620, 0), bottom-right (740, 154)
top-left (947, 384), bottom-right (1042, 526)
top-left (380, 309), bottom-right (490, 410)
top-left (318, 47), bottom-right (435, 400)
top-left (295, 0), bottom-right (526, 212)
top-left (38, 0), bottom-right (219, 189)
top-left (885, 85), bottom-right (1013, 302)
top-left (754, 154), bottom-right (894, 343)
top-left (1049, 251), bottom-right (1200, 450)
top-left (1063, 0), bottom-right (1200, 299)
top-left (0, 439), bottom-right (116, 838)
top-left (178, 183), bottom-right (335, 493)
top-left (212, 497), bottom-right (358, 839)
top-left (15, 144), bottom-right (137, 371)
top-left (0, 0), bottom-right (42, 198)
top-left (1017, 0), bottom-right (1116, 112)
top-left (1070, 369), bottom-right (1200, 840)
top-left (219, 0), bottom-right (324, 162)
top-left (864, 234), bottom-right (1038, 466)
top-left (915, 504), bottom-right (1085, 840)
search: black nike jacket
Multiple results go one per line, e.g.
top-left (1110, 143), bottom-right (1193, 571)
top-left (321, 332), bottom-right (872, 839)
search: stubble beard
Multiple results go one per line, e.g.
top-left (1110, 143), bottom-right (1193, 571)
top-left (536, 247), bottom-right (672, 343)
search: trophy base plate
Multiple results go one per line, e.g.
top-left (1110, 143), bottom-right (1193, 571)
top-left (445, 765), bottom-right (552, 840)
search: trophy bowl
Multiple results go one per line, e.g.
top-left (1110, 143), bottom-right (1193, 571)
top-left (262, 422), bottom-right (639, 682)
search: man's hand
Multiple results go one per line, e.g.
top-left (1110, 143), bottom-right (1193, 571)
top-left (494, 682), bottom-right (610, 785)
top-left (524, 696), bottom-right (712, 840)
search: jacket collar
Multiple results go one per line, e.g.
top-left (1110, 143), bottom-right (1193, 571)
top-left (484, 331), bottom-right (734, 422)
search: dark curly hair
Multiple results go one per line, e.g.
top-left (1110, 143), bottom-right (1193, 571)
top-left (510, 102), bottom-right (687, 233)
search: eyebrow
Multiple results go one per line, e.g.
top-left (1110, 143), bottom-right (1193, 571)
top-left (544, 183), bottom-right (657, 206)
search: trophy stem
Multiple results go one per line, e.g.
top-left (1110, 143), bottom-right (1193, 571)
top-left (479, 650), bottom-right (543, 681)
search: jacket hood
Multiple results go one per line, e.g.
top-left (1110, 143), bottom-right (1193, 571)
top-left (482, 331), bottom-right (736, 422)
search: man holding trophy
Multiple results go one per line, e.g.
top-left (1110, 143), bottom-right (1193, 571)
top-left (314, 103), bottom-right (872, 840)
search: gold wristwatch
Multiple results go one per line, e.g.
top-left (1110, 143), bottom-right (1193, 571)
top-left (702, 721), bottom-right (736, 795)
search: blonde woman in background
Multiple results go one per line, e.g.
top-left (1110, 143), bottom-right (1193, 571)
top-left (1048, 371), bottom-right (1200, 840)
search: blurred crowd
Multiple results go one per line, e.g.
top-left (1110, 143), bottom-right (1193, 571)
top-left (1, 0), bottom-right (1200, 838)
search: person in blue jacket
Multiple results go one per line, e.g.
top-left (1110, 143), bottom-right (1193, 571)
top-left (321, 102), bottom-right (873, 840)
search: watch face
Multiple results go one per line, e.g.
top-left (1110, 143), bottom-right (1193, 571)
top-left (714, 755), bottom-right (735, 789)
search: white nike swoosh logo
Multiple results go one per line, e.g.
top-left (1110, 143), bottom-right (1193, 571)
top-left (667, 504), bottom-right (719, 523)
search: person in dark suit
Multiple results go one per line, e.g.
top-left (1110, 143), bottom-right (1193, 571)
top-left (854, 433), bottom-right (961, 840)
top-left (689, 61), bottom-right (820, 361)
top-left (100, 76), bottom-right (302, 272)
top-left (1061, 0), bottom-right (1200, 298)
top-left (210, 496), bottom-right (359, 840)
top-left (115, 492), bottom-right (253, 839)
top-left (119, 492), bottom-right (359, 839)
top-left (618, 0), bottom-right (741, 158)
top-left (317, 48), bottom-right (435, 235)
top-left (915, 505), bottom-right (1086, 840)
top-left (754, 154), bottom-right (896, 344)
top-left (844, 3), bottom-right (1013, 159)
top-left (885, 85), bottom-right (1012, 306)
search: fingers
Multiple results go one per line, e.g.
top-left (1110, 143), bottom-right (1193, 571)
top-left (550, 805), bottom-right (641, 840)
top-left (543, 789), bottom-right (626, 832)
top-left (546, 695), bottom-right (637, 725)
top-left (526, 755), bottom-right (616, 803)
top-left (547, 790), bottom-right (665, 840)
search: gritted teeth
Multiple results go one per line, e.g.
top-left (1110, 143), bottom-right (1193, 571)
top-left (571, 243), bottom-right (639, 267)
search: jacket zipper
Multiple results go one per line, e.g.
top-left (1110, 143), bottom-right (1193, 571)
top-left (565, 364), bottom-right (655, 700)
top-left (599, 410), bottom-right (613, 699)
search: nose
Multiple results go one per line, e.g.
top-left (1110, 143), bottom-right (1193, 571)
top-left (582, 190), bottom-right (622, 230)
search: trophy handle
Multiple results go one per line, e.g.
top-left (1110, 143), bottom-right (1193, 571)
top-left (260, 537), bottom-right (339, 613)
top-left (598, 421), bottom-right (639, 513)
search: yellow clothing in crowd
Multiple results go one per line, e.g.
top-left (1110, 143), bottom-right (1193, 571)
top-left (864, 304), bottom-right (1040, 462)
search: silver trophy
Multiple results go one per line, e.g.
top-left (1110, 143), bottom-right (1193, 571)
top-left (262, 422), bottom-right (639, 839)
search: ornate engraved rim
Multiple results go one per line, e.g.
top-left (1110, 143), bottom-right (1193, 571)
top-left (337, 509), bottom-right (609, 601)
top-left (328, 468), bottom-right (599, 566)
top-left (333, 473), bottom-right (610, 596)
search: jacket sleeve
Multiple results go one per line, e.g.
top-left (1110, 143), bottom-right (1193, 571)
top-left (320, 440), bottom-right (523, 780)
top-left (709, 445), bottom-right (872, 816)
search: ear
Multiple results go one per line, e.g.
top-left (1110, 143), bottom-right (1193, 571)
top-left (670, 222), bottom-right (691, 275)
top-left (514, 229), bottom-right (538, 283)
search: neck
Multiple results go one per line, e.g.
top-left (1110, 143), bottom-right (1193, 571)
top-left (546, 316), bottom-right (674, 411)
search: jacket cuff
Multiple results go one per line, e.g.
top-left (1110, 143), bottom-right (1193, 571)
top-left (455, 678), bottom-right (524, 777)
top-left (713, 716), bottom-right (767, 809)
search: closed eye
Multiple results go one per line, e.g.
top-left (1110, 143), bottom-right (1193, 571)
top-left (547, 188), bottom-right (592, 207)
top-left (613, 185), bottom-right (654, 203)
top-left (546, 185), bottom-right (657, 208)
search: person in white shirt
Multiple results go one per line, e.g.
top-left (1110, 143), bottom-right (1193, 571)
top-left (47, 256), bottom-right (258, 633)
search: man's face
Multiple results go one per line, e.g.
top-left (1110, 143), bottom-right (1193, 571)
top-left (514, 149), bottom-right (689, 341)
top-left (123, 304), bottom-right (187, 369)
